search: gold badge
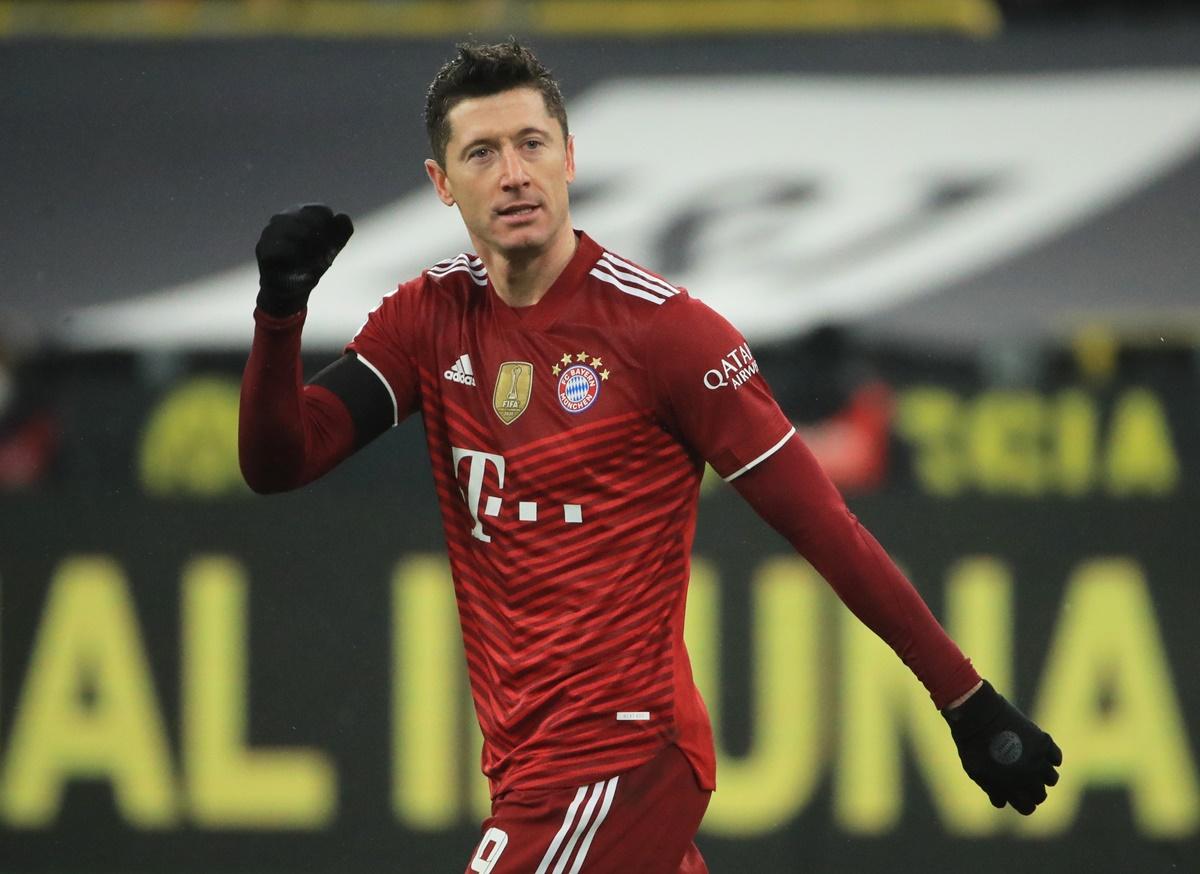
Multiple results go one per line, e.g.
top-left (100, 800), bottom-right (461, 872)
top-left (493, 361), bottom-right (534, 424)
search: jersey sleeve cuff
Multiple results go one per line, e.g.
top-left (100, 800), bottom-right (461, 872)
top-left (252, 306), bottom-right (308, 333)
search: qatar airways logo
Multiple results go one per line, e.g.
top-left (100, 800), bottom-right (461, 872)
top-left (703, 343), bottom-right (759, 391)
top-left (452, 447), bottom-right (583, 543)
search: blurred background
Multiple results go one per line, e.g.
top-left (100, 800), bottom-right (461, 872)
top-left (1, 0), bottom-right (1198, 872)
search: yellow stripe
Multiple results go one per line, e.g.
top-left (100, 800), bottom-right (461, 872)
top-left (535, 0), bottom-right (1002, 37)
top-left (0, 0), bottom-right (1002, 39)
top-left (0, 1), bottom-right (506, 39)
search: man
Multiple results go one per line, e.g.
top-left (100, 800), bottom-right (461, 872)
top-left (239, 41), bottom-right (1061, 874)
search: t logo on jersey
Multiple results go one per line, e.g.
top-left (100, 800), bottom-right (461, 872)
top-left (452, 447), bottom-right (505, 542)
top-left (452, 446), bottom-right (585, 543)
top-left (493, 361), bottom-right (533, 425)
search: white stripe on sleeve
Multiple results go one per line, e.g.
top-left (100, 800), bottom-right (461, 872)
top-left (596, 260), bottom-right (674, 300)
top-left (723, 426), bottom-right (797, 482)
top-left (589, 267), bottom-right (665, 305)
top-left (601, 252), bottom-right (678, 296)
top-left (354, 353), bottom-right (399, 426)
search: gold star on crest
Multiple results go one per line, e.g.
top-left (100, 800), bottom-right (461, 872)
top-left (558, 350), bottom-right (613, 382)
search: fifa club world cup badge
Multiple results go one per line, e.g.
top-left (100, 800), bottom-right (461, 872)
top-left (552, 350), bottom-right (610, 414)
top-left (493, 361), bottom-right (534, 424)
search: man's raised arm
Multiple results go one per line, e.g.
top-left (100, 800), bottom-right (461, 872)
top-left (238, 204), bottom-right (392, 493)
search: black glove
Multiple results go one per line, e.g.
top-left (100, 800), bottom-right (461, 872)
top-left (943, 680), bottom-right (1062, 815)
top-left (255, 204), bottom-right (354, 317)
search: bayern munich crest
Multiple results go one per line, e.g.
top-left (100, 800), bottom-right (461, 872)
top-left (552, 350), bottom-right (610, 414)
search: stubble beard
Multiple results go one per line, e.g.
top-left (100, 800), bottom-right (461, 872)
top-left (486, 210), bottom-right (563, 263)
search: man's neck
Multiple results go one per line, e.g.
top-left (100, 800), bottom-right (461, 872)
top-left (475, 224), bottom-right (578, 309)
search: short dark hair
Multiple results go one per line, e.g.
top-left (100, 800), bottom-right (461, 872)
top-left (424, 40), bottom-right (568, 166)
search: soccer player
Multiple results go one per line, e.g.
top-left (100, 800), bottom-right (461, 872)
top-left (239, 41), bottom-right (1061, 874)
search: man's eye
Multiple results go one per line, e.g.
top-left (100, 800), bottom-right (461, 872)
top-left (470, 147), bottom-right (491, 160)
top-left (524, 140), bottom-right (543, 150)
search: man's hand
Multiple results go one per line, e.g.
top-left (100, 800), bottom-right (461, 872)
top-left (943, 680), bottom-right (1062, 815)
top-left (255, 204), bottom-right (354, 317)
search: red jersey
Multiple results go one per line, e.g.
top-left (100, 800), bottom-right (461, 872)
top-left (346, 231), bottom-right (795, 797)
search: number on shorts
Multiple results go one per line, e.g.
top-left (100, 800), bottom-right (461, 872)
top-left (469, 826), bottom-right (509, 873)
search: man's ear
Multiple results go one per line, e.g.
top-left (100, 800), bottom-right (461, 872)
top-left (564, 134), bottom-right (576, 185)
top-left (425, 158), bottom-right (456, 206)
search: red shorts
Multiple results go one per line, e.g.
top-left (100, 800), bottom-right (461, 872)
top-left (464, 744), bottom-right (711, 874)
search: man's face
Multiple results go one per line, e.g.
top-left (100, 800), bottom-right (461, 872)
top-left (426, 87), bottom-right (575, 259)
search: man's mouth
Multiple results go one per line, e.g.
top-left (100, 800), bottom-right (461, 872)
top-left (497, 203), bottom-right (539, 217)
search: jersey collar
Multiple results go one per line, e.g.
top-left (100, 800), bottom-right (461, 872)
top-left (488, 230), bottom-right (601, 333)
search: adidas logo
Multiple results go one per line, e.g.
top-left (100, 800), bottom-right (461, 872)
top-left (443, 353), bottom-right (476, 386)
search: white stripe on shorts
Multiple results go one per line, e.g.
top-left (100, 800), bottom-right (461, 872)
top-left (568, 777), bottom-right (620, 874)
top-left (552, 781), bottom-right (604, 874)
top-left (535, 777), bottom-right (620, 874)
top-left (535, 786), bottom-right (588, 874)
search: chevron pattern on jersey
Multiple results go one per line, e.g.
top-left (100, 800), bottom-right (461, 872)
top-left (418, 365), bottom-right (702, 793)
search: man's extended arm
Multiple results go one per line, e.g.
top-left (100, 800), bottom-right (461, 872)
top-left (731, 434), bottom-right (1061, 814)
top-left (731, 434), bottom-right (978, 707)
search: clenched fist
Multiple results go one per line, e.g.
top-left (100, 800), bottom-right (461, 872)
top-left (255, 204), bottom-right (354, 317)
top-left (943, 680), bottom-right (1062, 815)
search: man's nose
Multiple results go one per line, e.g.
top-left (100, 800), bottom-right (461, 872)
top-left (499, 146), bottom-right (531, 189)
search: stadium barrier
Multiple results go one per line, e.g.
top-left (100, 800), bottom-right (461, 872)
top-left (0, 348), bottom-right (1196, 873)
